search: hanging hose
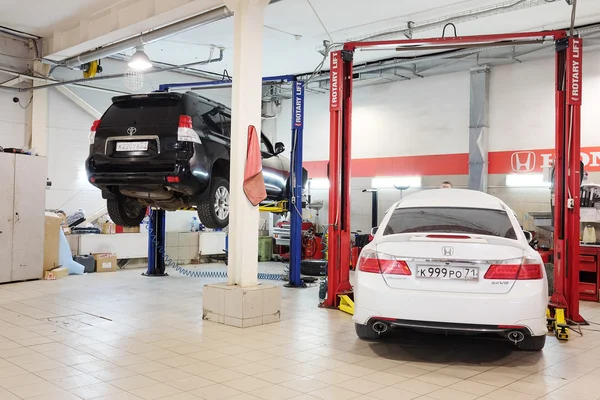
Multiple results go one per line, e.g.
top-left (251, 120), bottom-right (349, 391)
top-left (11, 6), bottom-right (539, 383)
top-left (146, 222), bottom-right (286, 281)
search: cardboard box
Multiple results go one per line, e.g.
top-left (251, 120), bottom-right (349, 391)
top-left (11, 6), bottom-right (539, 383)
top-left (44, 267), bottom-right (68, 280)
top-left (93, 253), bottom-right (117, 273)
top-left (44, 212), bottom-right (63, 272)
top-left (120, 226), bottom-right (140, 233)
top-left (101, 222), bottom-right (116, 235)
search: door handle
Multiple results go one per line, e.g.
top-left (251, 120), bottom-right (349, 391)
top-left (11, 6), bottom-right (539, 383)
top-left (15, 213), bottom-right (19, 222)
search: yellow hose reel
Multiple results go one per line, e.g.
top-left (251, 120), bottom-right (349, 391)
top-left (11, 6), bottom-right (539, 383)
top-left (83, 61), bottom-right (99, 78)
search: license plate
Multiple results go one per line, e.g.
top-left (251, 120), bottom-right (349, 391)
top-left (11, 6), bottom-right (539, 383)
top-left (416, 265), bottom-right (479, 280)
top-left (116, 141), bottom-right (148, 152)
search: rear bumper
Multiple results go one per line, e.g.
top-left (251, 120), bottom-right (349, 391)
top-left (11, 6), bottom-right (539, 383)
top-left (87, 161), bottom-right (207, 196)
top-left (369, 318), bottom-right (533, 338)
top-left (353, 272), bottom-right (548, 337)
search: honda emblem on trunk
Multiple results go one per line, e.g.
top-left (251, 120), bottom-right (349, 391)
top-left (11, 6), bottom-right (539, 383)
top-left (442, 246), bottom-right (454, 256)
top-left (127, 127), bottom-right (137, 136)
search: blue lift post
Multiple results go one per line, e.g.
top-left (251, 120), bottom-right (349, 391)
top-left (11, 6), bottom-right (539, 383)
top-left (143, 209), bottom-right (169, 277)
top-left (148, 76), bottom-right (305, 286)
top-left (285, 80), bottom-right (306, 288)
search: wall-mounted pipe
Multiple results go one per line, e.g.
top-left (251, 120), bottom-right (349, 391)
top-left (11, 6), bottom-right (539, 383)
top-left (0, 25), bottom-right (40, 41)
top-left (0, 48), bottom-right (224, 93)
top-left (59, 6), bottom-right (232, 69)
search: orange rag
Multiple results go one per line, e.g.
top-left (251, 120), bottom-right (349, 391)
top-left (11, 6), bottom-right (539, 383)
top-left (243, 125), bottom-right (267, 206)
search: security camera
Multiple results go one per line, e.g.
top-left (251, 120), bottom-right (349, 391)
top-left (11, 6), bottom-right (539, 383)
top-left (12, 97), bottom-right (19, 103)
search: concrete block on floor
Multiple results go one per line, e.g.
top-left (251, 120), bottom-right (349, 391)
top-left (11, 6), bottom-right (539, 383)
top-left (203, 283), bottom-right (281, 328)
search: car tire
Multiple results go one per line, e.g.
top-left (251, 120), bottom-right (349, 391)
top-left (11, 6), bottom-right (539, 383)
top-left (107, 197), bottom-right (146, 227)
top-left (355, 322), bottom-right (381, 341)
top-left (517, 334), bottom-right (546, 351)
top-left (198, 177), bottom-right (230, 229)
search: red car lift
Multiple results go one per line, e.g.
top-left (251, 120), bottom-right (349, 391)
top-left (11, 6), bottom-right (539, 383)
top-left (324, 30), bottom-right (585, 334)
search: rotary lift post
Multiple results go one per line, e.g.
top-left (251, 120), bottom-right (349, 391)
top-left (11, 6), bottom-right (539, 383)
top-left (323, 30), bottom-right (584, 325)
top-left (145, 76), bottom-right (306, 287)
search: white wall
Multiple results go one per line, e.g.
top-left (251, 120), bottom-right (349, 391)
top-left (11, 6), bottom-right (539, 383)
top-left (490, 50), bottom-right (600, 151)
top-left (276, 71), bottom-right (470, 161)
top-left (0, 78), bottom-right (30, 149)
top-left (45, 89), bottom-right (104, 214)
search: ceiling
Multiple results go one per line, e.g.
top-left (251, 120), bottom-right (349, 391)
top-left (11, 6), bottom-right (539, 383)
top-left (134, 0), bottom-right (600, 76)
top-left (0, 0), bottom-right (126, 36)
top-left (2, 0), bottom-right (600, 104)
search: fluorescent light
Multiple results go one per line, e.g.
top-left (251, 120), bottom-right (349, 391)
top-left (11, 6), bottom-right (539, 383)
top-left (372, 176), bottom-right (422, 189)
top-left (309, 178), bottom-right (330, 189)
top-left (128, 47), bottom-right (152, 71)
top-left (506, 173), bottom-right (550, 187)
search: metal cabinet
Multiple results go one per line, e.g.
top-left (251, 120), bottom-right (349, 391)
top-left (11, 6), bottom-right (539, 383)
top-left (0, 153), bottom-right (46, 283)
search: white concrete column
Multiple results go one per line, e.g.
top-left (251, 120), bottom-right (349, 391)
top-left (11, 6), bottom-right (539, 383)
top-left (225, 0), bottom-right (269, 287)
top-left (28, 61), bottom-right (50, 156)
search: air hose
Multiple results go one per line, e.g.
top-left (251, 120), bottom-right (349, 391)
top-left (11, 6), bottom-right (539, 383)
top-left (146, 222), bottom-right (286, 281)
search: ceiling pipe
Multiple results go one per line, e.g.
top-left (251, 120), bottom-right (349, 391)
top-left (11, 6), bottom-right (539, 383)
top-left (59, 6), bottom-right (232, 69)
top-left (0, 25), bottom-right (40, 41)
top-left (303, 23), bottom-right (600, 85)
top-left (0, 48), bottom-right (223, 93)
top-left (0, 68), bottom-right (132, 95)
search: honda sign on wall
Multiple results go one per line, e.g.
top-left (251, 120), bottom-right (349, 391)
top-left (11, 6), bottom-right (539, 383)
top-left (511, 152), bottom-right (536, 172)
top-left (303, 146), bottom-right (600, 179)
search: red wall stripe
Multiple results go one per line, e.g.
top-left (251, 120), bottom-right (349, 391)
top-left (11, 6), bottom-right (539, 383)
top-left (304, 146), bottom-right (600, 178)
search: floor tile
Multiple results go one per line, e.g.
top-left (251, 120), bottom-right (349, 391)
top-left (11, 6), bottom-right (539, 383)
top-left (366, 386), bottom-right (420, 400)
top-left (129, 383), bottom-right (182, 400)
top-left (190, 383), bottom-right (242, 400)
top-left (309, 386), bottom-right (361, 400)
top-left (69, 382), bottom-right (122, 399)
top-left (8, 381), bottom-right (63, 398)
top-left (109, 375), bottom-right (159, 391)
top-left (249, 384), bottom-right (302, 400)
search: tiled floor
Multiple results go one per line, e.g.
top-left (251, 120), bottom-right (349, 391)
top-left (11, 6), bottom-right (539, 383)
top-left (2, 265), bottom-right (600, 400)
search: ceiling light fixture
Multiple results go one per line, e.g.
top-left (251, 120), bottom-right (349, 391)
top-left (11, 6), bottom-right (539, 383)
top-left (128, 46), bottom-right (153, 71)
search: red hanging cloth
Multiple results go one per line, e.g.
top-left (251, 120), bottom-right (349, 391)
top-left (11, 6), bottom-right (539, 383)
top-left (243, 125), bottom-right (267, 206)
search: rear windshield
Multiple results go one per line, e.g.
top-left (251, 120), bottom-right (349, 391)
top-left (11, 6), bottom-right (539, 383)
top-left (101, 97), bottom-right (182, 127)
top-left (383, 207), bottom-right (517, 239)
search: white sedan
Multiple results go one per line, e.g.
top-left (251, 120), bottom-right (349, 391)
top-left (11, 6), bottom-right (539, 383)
top-left (353, 188), bottom-right (548, 351)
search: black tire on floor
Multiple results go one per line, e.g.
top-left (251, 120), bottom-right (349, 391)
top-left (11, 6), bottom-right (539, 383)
top-left (198, 177), bottom-right (230, 229)
top-left (517, 334), bottom-right (546, 351)
top-left (107, 197), bottom-right (146, 227)
top-left (355, 322), bottom-right (381, 341)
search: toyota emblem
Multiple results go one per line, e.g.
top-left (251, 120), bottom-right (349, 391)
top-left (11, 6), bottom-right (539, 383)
top-left (127, 127), bottom-right (137, 136)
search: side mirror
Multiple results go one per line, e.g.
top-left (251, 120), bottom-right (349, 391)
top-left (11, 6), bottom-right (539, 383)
top-left (523, 230), bottom-right (533, 243)
top-left (370, 227), bottom-right (378, 236)
top-left (274, 142), bottom-right (285, 155)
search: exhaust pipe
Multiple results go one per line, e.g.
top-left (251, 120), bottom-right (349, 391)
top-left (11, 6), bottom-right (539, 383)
top-left (507, 331), bottom-right (525, 343)
top-left (372, 321), bottom-right (389, 334)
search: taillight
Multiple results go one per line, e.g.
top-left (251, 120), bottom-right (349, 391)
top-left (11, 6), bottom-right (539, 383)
top-left (178, 115), bottom-right (200, 144)
top-left (426, 234), bottom-right (470, 239)
top-left (89, 119), bottom-right (100, 145)
top-left (179, 115), bottom-right (193, 128)
top-left (484, 259), bottom-right (543, 280)
top-left (166, 176), bottom-right (180, 183)
top-left (358, 250), bottom-right (411, 275)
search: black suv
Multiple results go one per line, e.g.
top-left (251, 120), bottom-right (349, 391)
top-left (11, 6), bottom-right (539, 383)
top-left (86, 92), bottom-right (305, 229)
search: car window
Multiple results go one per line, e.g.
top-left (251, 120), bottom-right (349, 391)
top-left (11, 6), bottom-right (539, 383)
top-left (383, 207), bottom-right (518, 239)
top-left (102, 97), bottom-right (182, 127)
top-left (203, 111), bottom-right (224, 136)
top-left (261, 135), bottom-right (275, 155)
top-left (219, 112), bottom-right (231, 138)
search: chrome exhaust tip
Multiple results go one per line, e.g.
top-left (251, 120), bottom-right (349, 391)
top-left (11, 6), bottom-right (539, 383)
top-left (508, 330), bottom-right (525, 343)
top-left (372, 321), bottom-right (389, 334)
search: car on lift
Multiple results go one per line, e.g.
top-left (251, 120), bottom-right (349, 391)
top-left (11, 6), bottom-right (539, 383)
top-left (353, 188), bottom-right (548, 351)
top-left (86, 91), bottom-right (304, 229)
